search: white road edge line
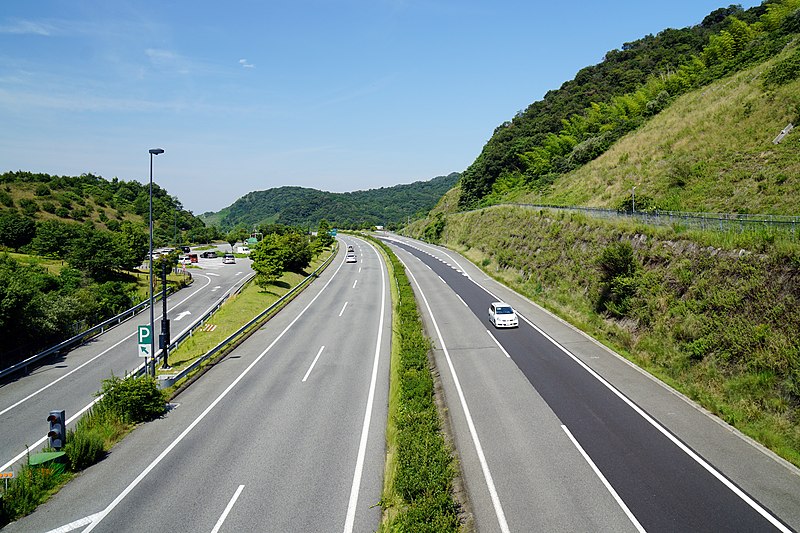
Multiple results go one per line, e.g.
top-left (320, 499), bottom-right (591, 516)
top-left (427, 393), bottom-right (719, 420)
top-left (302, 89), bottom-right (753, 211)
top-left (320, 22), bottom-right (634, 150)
top-left (210, 484), bottom-right (245, 533)
top-left (83, 255), bottom-right (347, 532)
top-left (302, 346), bottom-right (326, 382)
top-left (405, 237), bottom-right (791, 533)
top-left (486, 330), bottom-right (511, 358)
top-left (395, 253), bottom-right (510, 533)
top-left (456, 294), bottom-right (469, 308)
top-left (562, 425), bottom-right (645, 533)
top-left (339, 301), bottom-right (349, 317)
top-left (343, 238), bottom-right (386, 533)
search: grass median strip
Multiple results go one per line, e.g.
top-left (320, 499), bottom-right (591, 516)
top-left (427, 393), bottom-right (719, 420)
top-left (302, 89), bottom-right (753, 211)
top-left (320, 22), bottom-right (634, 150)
top-left (363, 234), bottom-right (461, 532)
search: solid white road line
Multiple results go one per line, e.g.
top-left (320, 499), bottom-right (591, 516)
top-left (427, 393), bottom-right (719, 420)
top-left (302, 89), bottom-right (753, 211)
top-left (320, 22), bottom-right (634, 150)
top-left (83, 257), bottom-right (347, 532)
top-left (457, 294), bottom-right (469, 308)
top-left (339, 301), bottom-right (348, 317)
top-left (562, 425), bottom-right (646, 532)
top-left (396, 253), bottom-right (510, 533)
top-left (302, 346), bottom-right (326, 382)
top-left (210, 485), bottom-right (245, 533)
top-left (343, 238), bottom-right (386, 533)
top-left (486, 330), bottom-right (511, 358)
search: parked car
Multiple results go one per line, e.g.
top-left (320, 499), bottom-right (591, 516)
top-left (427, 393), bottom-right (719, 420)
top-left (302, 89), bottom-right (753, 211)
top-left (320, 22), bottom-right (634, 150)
top-left (488, 302), bottom-right (519, 328)
top-left (222, 253), bottom-right (236, 264)
top-left (200, 251), bottom-right (217, 259)
top-left (181, 246), bottom-right (191, 253)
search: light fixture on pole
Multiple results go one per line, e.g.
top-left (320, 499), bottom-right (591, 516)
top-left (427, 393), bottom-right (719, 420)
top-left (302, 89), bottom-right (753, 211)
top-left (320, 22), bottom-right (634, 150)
top-left (148, 148), bottom-right (164, 376)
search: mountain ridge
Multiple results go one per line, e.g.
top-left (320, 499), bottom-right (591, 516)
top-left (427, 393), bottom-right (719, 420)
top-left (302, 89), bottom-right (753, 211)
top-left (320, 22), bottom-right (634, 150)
top-left (199, 172), bottom-right (460, 230)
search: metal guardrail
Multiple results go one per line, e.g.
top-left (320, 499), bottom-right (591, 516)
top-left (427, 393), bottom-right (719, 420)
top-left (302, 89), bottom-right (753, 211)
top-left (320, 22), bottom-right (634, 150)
top-left (488, 203), bottom-right (800, 237)
top-left (159, 244), bottom-right (339, 387)
top-left (0, 287), bottom-right (176, 381)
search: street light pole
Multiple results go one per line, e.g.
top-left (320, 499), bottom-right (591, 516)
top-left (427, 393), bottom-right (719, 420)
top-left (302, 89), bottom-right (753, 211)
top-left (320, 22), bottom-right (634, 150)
top-left (632, 186), bottom-right (637, 214)
top-left (148, 148), bottom-right (164, 377)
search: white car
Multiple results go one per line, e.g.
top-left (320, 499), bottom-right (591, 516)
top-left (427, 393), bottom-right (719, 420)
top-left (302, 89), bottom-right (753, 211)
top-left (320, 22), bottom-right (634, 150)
top-left (345, 252), bottom-right (357, 263)
top-left (488, 302), bottom-right (519, 328)
top-left (222, 253), bottom-right (236, 264)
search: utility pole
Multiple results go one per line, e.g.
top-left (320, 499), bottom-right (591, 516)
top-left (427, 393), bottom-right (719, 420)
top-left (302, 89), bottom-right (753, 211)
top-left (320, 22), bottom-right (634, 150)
top-left (160, 261), bottom-right (171, 369)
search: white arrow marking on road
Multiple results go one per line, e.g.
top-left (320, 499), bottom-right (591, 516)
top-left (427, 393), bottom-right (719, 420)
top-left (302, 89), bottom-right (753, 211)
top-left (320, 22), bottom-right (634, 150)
top-left (44, 511), bottom-right (104, 533)
top-left (206, 272), bottom-right (220, 277)
top-left (211, 286), bottom-right (221, 292)
top-left (174, 311), bottom-right (191, 321)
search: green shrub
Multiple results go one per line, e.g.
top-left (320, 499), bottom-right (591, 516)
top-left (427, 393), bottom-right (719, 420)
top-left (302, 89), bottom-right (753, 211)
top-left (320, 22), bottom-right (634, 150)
top-left (763, 48), bottom-right (800, 87)
top-left (596, 241), bottom-right (640, 317)
top-left (0, 190), bottom-right (14, 207)
top-left (1, 461), bottom-right (67, 522)
top-left (94, 375), bottom-right (166, 424)
top-left (64, 426), bottom-right (106, 471)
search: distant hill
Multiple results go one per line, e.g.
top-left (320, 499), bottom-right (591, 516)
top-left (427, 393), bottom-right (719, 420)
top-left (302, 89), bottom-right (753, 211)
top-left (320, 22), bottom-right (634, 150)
top-left (200, 173), bottom-right (460, 230)
top-left (0, 171), bottom-right (211, 244)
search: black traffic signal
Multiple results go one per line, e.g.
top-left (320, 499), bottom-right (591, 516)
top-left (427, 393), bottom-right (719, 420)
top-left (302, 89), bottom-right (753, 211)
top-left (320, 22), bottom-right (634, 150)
top-left (47, 410), bottom-right (66, 449)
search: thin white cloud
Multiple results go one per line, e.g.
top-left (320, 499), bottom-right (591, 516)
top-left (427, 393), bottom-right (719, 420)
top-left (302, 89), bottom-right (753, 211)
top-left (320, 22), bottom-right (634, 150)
top-left (239, 58), bottom-right (255, 68)
top-left (0, 19), bottom-right (55, 36)
top-left (146, 48), bottom-right (191, 74)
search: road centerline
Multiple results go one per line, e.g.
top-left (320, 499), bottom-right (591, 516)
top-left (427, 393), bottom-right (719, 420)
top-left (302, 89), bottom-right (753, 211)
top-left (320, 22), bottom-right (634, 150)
top-left (211, 485), bottom-right (245, 533)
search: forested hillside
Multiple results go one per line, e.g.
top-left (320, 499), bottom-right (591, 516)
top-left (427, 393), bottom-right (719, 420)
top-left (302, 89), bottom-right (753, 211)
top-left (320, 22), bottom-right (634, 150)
top-left (458, 1), bottom-right (800, 211)
top-left (0, 171), bottom-right (213, 369)
top-left (0, 171), bottom-right (213, 245)
top-left (201, 172), bottom-right (459, 230)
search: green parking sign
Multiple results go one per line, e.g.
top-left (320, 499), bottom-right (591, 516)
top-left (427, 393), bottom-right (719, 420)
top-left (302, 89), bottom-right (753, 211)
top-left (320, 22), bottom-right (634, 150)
top-left (138, 325), bottom-right (152, 357)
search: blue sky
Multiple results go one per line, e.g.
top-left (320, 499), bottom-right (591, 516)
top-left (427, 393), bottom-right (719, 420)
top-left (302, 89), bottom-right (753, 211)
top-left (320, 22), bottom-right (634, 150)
top-left (0, 1), bottom-right (761, 214)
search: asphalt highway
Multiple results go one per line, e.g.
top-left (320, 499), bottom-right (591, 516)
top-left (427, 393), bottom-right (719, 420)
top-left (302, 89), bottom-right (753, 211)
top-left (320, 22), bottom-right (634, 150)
top-left (383, 234), bottom-right (800, 533)
top-left (4, 236), bottom-right (391, 532)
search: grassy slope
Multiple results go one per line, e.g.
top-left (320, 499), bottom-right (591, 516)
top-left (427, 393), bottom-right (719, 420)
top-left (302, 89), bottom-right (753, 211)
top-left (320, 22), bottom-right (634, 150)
top-left (521, 41), bottom-right (800, 214)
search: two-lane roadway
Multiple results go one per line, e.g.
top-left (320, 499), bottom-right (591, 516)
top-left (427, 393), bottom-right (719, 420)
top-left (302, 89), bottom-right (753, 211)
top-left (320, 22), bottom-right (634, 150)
top-left (383, 234), bottom-right (800, 533)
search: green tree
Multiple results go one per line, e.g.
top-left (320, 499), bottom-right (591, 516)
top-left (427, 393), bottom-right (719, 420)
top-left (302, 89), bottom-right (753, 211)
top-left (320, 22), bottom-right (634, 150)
top-left (112, 221), bottom-right (149, 271)
top-left (30, 219), bottom-right (81, 257)
top-left (250, 234), bottom-right (286, 289)
top-left (282, 233), bottom-right (312, 273)
top-left (0, 211), bottom-right (36, 249)
top-left (317, 219), bottom-right (334, 247)
top-left (67, 227), bottom-right (116, 280)
top-left (226, 231), bottom-right (239, 252)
